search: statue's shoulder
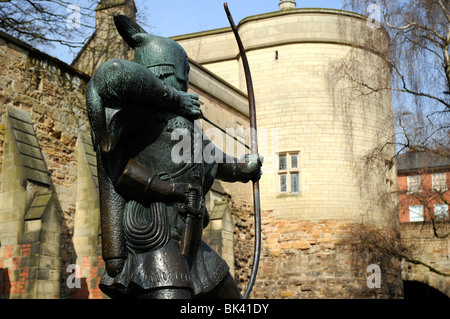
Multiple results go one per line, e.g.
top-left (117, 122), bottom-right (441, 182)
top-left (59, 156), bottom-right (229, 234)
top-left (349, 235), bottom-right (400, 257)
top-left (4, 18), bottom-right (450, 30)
top-left (93, 58), bottom-right (143, 79)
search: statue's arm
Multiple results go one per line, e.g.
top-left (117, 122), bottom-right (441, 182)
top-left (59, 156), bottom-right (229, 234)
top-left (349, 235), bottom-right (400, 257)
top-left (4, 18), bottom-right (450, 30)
top-left (215, 153), bottom-right (263, 183)
top-left (90, 59), bottom-right (200, 114)
top-left (86, 82), bottom-right (129, 277)
top-left (96, 152), bottom-right (128, 277)
top-left (202, 137), bottom-right (263, 183)
top-left (87, 59), bottom-right (200, 153)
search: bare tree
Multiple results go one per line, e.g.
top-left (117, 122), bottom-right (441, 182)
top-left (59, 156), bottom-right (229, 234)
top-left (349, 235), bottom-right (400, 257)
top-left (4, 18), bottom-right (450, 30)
top-left (331, 0), bottom-right (450, 281)
top-left (342, 0), bottom-right (450, 156)
top-left (0, 0), bottom-right (150, 63)
top-left (0, 0), bottom-right (100, 53)
top-left (344, 222), bottom-right (450, 277)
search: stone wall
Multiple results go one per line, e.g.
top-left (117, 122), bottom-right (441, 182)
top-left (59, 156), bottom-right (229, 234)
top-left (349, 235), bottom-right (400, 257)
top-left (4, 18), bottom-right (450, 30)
top-left (0, 31), bottom-right (91, 299)
top-left (253, 213), bottom-right (403, 298)
top-left (228, 196), bottom-right (255, 295)
top-left (400, 222), bottom-right (450, 297)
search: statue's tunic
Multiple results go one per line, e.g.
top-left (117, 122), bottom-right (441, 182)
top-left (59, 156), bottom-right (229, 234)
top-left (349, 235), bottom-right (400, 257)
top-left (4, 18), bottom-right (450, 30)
top-left (98, 111), bottom-right (229, 297)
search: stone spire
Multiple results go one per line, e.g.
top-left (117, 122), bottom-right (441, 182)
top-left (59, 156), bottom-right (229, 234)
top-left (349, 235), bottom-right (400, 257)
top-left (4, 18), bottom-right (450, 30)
top-left (94, 0), bottom-right (137, 30)
top-left (71, 0), bottom-right (137, 75)
top-left (279, 0), bottom-right (296, 10)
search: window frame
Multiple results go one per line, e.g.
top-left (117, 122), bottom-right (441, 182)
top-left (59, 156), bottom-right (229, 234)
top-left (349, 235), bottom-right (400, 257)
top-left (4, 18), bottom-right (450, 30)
top-left (407, 175), bottom-right (422, 194)
top-left (432, 172), bottom-right (447, 192)
top-left (278, 152), bottom-right (300, 194)
top-left (409, 205), bottom-right (424, 222)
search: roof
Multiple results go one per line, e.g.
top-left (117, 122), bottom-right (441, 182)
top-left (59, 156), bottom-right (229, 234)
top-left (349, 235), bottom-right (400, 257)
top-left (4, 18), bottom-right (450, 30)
top-left (6, 106), bottom-right (52, 186)
top-left (78, 132), bottom-right (99, 189)
top-left (397, 151), bottom-right (450, 173)
top-left (24, 192), bottom-right (54, 220)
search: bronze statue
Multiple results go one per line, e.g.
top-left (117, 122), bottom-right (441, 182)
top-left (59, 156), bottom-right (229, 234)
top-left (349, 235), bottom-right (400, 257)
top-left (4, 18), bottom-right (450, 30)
top-left (86, 14), bottom-right (262, 299)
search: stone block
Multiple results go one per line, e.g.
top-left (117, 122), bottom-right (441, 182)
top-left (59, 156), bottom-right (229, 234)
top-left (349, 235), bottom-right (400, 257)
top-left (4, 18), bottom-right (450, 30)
top-left (40, 243), bottom-right (60, 257)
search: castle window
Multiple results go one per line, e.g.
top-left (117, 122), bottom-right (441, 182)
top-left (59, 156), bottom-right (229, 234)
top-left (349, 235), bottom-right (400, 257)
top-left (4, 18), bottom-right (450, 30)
top-left (279, 154), bottom-right (287, 170)
top-left (280, 174), bottom-right (287, 192)
top-left (278, 152), bottom-right (300, 193)
top-left (291, 154), bottom-right (298, 169)
top-left (409, 205), bottom-right (424, 222)
top-left (291, 172), bottom-right (299, 193)
top-left (432, 173), bottom-right (447, 192)
top-left (407, 175), bottom-right (421, 193)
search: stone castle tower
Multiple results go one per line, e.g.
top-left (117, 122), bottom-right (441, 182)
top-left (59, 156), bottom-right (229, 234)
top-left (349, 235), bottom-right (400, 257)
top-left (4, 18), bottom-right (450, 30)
top-left (72, 0), bottom-right (137, 76)
top-left (175, 0), bottom-right (404, 298)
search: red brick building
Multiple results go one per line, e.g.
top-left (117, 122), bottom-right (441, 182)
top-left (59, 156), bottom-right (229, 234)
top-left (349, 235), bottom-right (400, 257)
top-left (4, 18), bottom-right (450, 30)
top-left (397, 151), bottom-right (450, 223)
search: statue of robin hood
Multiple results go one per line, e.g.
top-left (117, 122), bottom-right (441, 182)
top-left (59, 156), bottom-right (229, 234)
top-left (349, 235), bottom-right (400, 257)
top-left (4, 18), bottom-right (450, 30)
top-left (86, 15), bottom-right (262, 299)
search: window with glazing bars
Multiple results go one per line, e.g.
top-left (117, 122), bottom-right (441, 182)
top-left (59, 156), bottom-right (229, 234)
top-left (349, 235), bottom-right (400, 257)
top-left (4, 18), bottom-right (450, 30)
top-left (278, 152), bottom-right (300, 193)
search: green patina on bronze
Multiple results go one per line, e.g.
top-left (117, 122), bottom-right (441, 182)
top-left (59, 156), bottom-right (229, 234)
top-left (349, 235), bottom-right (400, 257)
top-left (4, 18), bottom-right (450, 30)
top-left (86, 14), bottom-right (262, 299)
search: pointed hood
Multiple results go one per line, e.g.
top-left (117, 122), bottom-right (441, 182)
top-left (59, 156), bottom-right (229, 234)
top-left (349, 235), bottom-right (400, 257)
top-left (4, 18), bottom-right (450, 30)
top-left (114, 14), bottom-right (190, 86)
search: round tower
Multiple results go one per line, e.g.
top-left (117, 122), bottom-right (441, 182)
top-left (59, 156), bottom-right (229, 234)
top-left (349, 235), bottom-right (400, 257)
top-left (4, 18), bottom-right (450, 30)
top-left (238, 7), bottom-right (402, 298)
top-left (174, 4), bottom-right (403, 298)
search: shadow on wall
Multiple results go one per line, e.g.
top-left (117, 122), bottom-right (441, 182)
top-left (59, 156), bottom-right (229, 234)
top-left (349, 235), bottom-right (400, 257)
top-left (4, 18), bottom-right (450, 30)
top-left (70, 278), bottom-right (90, 299)
top-left (0, 268), bottom-right (11, 298)
top-left (403, 281), bottom-right (448, 299)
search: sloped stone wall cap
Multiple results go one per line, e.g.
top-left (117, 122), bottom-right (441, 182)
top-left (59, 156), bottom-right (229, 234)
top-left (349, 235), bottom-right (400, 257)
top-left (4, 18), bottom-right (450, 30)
top-left (210, 201), bottom-right (231, 220)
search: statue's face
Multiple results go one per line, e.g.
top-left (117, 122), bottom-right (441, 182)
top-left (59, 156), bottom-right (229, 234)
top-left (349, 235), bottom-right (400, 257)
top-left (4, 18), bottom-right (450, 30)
top-left (133, 34), bottom-right (190, 93)
top-left (147, 58), bottom-right (190, 92)
top-left (114, 15), bottom-right (191, 92)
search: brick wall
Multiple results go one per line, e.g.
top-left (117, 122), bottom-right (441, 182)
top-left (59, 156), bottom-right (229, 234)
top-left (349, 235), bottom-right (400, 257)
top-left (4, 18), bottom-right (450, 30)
top-left (0, 244), bottom-right (30, 296)
top-left (398, 171), bottom-right (450, 222)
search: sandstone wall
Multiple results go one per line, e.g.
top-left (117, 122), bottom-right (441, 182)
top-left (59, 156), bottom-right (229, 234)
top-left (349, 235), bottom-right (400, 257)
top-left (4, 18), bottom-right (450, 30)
top-left (0, 32), bottom-right (90, 299)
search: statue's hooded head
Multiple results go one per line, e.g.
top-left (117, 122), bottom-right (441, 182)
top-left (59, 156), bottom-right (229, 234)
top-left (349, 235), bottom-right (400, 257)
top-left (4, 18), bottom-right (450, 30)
top-left (114, 14), bottom-right (190, 92)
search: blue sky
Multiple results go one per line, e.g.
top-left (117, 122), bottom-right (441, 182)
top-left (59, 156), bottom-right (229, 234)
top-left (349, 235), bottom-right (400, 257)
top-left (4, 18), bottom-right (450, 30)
top-left (49, 0), bottom-right (344, 63)
top-left (138, 0), bottom-right (344, 37)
